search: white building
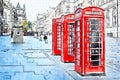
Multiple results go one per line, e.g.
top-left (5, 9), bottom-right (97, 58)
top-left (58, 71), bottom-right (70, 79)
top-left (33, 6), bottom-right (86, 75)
top-left (36, 14), bottom-right (46, 34)
top-left (36, 0), bottom-right (120, 37)
top-left (2, 0), bottom-right (19, 34)
top-left (55, 0), bottom-right (75, 18)
top-left (74, 0), bottom-right (120, 37)
top-left (11, 6), bottom-right (18, 27)
top-left (36, 0), bottom-right (75, 34)
top-left (3, 0), bottom-right (13, 34)
top-left (16, 3), bottom-right (26, 26)
top-left (99, 0), bottom-right (120, 37)
top-left (44, 9), bottom-right (55, 34)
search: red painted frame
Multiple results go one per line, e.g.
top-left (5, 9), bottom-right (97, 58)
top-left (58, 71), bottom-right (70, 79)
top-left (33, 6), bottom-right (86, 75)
top-left (52, 18), bottom-right (62, 55)
top-left (74, 6), bottom-right (105, 75)
top-left (61, 14), bottom-right (75, 63)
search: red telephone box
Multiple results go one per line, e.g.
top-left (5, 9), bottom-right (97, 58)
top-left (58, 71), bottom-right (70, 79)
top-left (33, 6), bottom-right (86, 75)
top-left (61, 14), bottom-right (75, 63)
top-left (74, 7), bottom-right (105, 75)
top-left (52, 18), bottom-right (62, 55)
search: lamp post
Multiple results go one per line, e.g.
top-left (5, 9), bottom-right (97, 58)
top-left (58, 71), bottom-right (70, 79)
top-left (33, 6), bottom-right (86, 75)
top-left (117, 0), bottom-right (119, 38)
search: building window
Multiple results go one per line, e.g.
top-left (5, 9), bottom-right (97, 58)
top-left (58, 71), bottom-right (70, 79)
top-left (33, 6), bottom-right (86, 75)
top-left (114, 16), bottom-right (117, 26)
top-left (112, 7), bottom-right (117, 27)
top-left (106, 0), bottom-right (109, 3)
top-left (88, 0), bottom-right (92, 5)
top-left (67, 8), bottom-right (70, 13)
top-left (18, 10), bottom-right (20, 13)
top-left (66, 0), bottom-right (75, 2)
top-left (106, 10), bottom-right (110, 20)
top-left (96, 0), bottom-right (99, 6)
top-left (21, 10), bottom-right (23, 14)
top-left (98, 1), bottom-right (102, 5)
top-left (106, 10), bottom-right (110, 27)
top-left (103, 0), bottom-right (106, 4)
top-left (109, 0), bottom-right (114, 2)
top-left (101, 0), bottom-right (104, 5)
top-left (66, 5), bottom-right (70, 13)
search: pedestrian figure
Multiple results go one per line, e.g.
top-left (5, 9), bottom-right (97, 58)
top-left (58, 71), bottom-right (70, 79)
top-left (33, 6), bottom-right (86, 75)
top-left (11, 31), bottom-right (13, 38)
top-left (39, 34), bottom-right (42, 41)
top-left (36, 32), bottom-right (38, 39)
top-left (43, 35), bottom-right (48, 43)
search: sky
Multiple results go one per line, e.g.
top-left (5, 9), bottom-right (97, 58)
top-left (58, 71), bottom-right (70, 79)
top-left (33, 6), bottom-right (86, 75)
top-left (10, 0), bottom-right (62, 21)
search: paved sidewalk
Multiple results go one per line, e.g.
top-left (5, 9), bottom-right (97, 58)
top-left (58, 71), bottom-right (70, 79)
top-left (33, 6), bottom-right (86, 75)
top-left (47, 37), bottom-right (120, 80)
top-left (0, 36), bottom-right (73, 80)
top-left (0, 36), bottom-right (120, 80)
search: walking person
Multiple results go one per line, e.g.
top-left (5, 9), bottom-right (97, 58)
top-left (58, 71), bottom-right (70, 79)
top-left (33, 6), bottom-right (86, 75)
top-left (43, 35), bottom-right (48, 43)
top-left (39, 33), bottom-right (42, 41)
top-left (11, 31), bottom-right (13, 38)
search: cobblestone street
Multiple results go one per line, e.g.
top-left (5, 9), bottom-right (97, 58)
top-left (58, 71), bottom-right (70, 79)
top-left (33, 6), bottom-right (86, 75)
top-left (0, 36), bottom-right (120, 80)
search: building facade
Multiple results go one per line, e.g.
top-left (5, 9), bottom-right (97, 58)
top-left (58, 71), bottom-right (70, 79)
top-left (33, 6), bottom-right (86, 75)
top-left (16, 3), bottom-right (26, 26)
top-left (74, 0), bottom-right (120, 37)
top-left (36, 0), bottom-right (75, 34)
top-left (55, 0), bottom-right (75, 18)
top-left (3, 0), bottom-right (13, 34)
top-left (36, 14), bottom-right (46, 34)
top-left (0, 1), bottom-right (26, 35)
top-left (61, 0), bottom-right (120, 37)
top-left (99, 0), bottom-right (120, 37)
top-left (36, 0), bottom-right (120, 37)
top-left (0, 0), bottom-right (3, 16)
top-left (44, 9), bottom-right (55, 34)
top-left (0, 0), bottom-right (19, 34)
top-left (11, 6), bottom-right (18, 27)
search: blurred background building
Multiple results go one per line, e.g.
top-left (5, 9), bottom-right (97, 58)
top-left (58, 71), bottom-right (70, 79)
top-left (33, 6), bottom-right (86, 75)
top-left (0, 0), bottom-right (119, 37)
top-left (0, 0), bottom-right (26, 35)
top-left (16, 2), bottom-right (26, 26)
top-left (81, 0), bottom-right (120, 37)
top-left (35, 0), bottom-right (120, 37)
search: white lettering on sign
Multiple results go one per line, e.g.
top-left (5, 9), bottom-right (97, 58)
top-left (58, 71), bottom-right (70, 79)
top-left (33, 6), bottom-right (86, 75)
top-left (66, 15), bottom-right (74, 20)
top-left (85, 11), bottom-right (102, 15)
top-left (56, 19), bottom-right (61, 22)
